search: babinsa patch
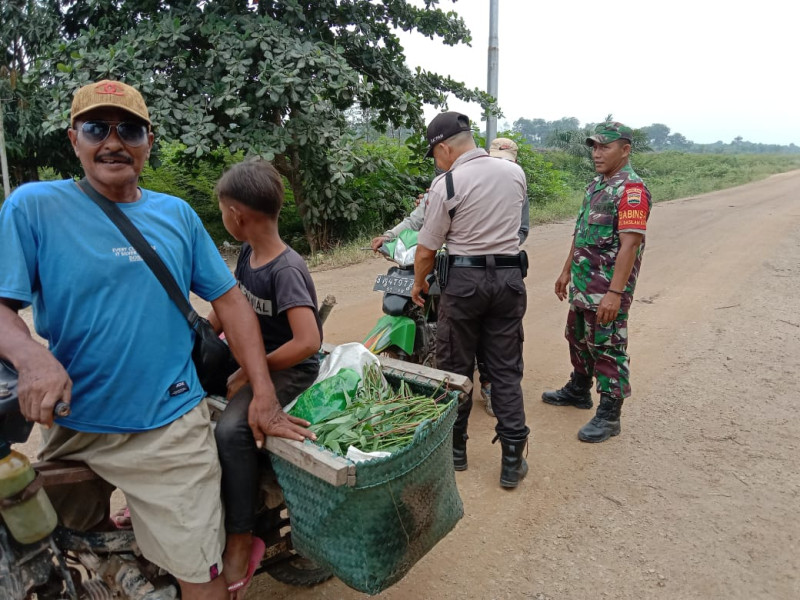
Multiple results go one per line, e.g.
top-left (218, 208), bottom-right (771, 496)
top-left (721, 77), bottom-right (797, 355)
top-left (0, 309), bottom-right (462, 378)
top-left (624, 184), bottom-right (643, 207)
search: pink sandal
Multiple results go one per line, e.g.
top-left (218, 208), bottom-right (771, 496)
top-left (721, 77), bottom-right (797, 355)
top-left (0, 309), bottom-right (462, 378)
top-left (111, 507), bottom-right (133, 530)
top-left (227, 537), bottom-right (265, 597)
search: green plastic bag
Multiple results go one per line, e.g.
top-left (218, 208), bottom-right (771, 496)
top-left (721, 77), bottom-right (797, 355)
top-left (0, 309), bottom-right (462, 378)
top-left (288, 368), bottom-right (361, 424)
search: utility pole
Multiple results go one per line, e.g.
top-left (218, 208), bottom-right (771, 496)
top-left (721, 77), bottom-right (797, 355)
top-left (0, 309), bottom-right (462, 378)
top-left (0, 98), bottom-right (10, 199)
top-left (485, 0), bottom-right (499, 150)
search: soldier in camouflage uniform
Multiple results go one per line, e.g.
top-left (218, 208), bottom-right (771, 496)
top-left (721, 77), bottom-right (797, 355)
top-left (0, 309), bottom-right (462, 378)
top-left (542, 122), bottom-right (652, 442)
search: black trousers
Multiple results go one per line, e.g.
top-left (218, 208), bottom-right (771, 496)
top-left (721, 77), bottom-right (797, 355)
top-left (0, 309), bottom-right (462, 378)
top-left (436, 262), bottom-right (529, 440)
top-left (214, 363), bottom-right (318, 533)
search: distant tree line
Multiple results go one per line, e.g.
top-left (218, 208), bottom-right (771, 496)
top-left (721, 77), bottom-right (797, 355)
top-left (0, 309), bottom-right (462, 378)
top-left (513, 118), bottom-right (799, 155)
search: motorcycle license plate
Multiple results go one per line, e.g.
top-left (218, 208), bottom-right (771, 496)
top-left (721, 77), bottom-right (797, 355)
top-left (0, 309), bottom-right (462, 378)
top-left (374, 274), bottom-right (414, 296)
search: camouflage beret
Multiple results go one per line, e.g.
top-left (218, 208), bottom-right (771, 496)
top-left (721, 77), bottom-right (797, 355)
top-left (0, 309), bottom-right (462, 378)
top-left (585, 122), bottom-right (633, 146)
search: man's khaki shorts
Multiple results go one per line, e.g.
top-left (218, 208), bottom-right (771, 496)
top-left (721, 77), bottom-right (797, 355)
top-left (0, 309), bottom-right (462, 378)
top-left (40, 401), bottom-right (225, 583)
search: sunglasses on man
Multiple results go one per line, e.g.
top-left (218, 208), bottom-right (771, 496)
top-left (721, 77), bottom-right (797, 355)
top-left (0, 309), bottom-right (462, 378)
top-left (75, 120), bottom-right (150, 147)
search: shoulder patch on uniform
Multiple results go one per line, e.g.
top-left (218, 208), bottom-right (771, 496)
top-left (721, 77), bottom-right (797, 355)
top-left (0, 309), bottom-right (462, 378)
top-left (618, 183), bottom-right (648, 230)
top-left (623, 183), bottom-right (643, 207)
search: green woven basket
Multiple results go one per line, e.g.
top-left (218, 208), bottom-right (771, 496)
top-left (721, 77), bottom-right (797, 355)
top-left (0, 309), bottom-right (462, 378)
top-left (270, 373), bottom-right (463, 595)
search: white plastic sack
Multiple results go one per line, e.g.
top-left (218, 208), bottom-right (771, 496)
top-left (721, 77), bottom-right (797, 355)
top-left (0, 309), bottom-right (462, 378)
top-left (284, 342), bottom-right (387, 413)
top-left (314, 342), bottom-right (384, 384)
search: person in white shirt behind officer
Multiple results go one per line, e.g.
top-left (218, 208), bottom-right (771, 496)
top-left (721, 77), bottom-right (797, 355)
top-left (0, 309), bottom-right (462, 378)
top-left (411, 113), bottom-right (530, 489)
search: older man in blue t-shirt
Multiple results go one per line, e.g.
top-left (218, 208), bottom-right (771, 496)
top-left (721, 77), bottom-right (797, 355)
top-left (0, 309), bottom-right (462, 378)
top-left (0, 79), bottom-right (313, 599)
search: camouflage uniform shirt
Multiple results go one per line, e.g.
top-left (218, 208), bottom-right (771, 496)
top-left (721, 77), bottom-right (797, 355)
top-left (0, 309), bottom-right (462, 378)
top-left (569, 164), bottom-right (652, 312)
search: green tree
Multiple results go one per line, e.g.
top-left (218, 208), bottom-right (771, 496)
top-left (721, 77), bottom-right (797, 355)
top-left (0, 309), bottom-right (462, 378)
top-left (545, 115), bottom-right (652, 180)
top-left (666, 132), bottom-right (690, 150)
top-left (23, 0), bottom-right (496, 251)
top-left (642, 123), bottom-right (670, 149)
top-left (496, 131), bottom-right (568, 205)
top-left (513, 116), bottom-right (581, 148)
top-left (1, 0), bottom-right (74, 185)
top-left (512, 117), bottom-right (548, 146)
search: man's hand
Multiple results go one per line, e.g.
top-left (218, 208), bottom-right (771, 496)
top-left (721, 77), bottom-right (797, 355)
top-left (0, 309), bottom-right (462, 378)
top-left (17, 351), bottom-right (72, 428)
top-left (554, 271), bottom-right (571, 301)
top-left (597, 292), bottom-right (622, 325)
top-left (411, 278), bottom-right (430, 308)
top-left (412, 244), bottom-right (436, 307)
top-left (370, 236), bottom-right (389, 252)
top-left (247, 393), bottom-right (315, 448)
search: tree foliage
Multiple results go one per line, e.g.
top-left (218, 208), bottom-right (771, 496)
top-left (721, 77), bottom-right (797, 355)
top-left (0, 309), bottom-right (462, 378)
top-left (10, 0), bottom-right (497, 250)
top-left (539, 115), bottom-right (652, 182)
top-left (512, 116), bottom-right (579, 147)
top-left (0, 0), bottom-right (74, 183)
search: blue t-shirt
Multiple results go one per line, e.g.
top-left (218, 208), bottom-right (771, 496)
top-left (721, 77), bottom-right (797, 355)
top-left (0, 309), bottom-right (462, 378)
top-left (0, 180), bottom-right (236, 433)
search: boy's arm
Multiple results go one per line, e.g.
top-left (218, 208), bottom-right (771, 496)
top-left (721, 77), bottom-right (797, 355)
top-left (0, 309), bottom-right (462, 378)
top-left (207, 308), bottom-right (222, 333)
top-left (212, 287), bottom-right (313, 444)
top-left (266, 306), bottom-right (321, 371)
top-left (225, 305), bottom-right (320, 395)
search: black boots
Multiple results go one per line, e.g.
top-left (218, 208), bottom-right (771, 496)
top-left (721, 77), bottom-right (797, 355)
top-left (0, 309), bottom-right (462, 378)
top-left (452, 428), bottom-right (468, 471)
top-left (578, 394), bottom-right (623, 443)
top-left (541, 372), bottom-right (593, 409)
top-left (494, 434), bottom-right (529, 489)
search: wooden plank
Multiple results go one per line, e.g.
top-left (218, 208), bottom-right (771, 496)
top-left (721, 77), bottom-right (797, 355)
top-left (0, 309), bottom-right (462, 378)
top-left (265, 436), bottom-right (355, 488)
top-left (320, 342), bottom-right (473, 395)
top-left (33, 461), bottom-right (101, 486)
top-left (207, 395), bottom-right (355, 487)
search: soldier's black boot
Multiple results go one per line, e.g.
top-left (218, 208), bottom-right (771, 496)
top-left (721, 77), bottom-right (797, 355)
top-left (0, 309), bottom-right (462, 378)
top-left (578, 394), bottom-right (623, 443)
top-left (494, 433), bottom-right (529, 489)
top-left (541, 371), bottom-right (593, 409)
top-left (452, 428), bottom-right (468, 471)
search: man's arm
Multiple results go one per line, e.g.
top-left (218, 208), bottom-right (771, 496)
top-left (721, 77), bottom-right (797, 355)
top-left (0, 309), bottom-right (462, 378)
top-left (210, 287), bottom-right (314, 445)
top-left (411, 244), bottom-right (436, 307)
top-left (596, 232), bottom-right (644, 324)
top-left (554, 238), bottom-right (575, 301)
top-left (0, 299), bottom-right (72, 427)
top-left (372, 200), bottom-right (427, 252)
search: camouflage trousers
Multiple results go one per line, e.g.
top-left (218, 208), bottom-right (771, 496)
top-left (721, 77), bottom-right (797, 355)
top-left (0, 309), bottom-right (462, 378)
top-left (565, 304), bottom-right (631, 399)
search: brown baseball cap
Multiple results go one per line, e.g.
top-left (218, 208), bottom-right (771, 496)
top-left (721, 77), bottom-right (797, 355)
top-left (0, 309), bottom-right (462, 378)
top-left (71, 80), bottom-right (150, 127)
top-left (489, 137), bottom-right (519, 161)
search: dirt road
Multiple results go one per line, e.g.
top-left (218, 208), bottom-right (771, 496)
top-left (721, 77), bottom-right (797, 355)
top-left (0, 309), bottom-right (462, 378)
top-left (15, 171), bottom-right (800, 599)
top-left (256, 170), bottom-right (800, 599)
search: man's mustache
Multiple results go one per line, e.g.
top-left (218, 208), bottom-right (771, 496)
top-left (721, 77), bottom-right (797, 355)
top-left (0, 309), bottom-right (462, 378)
top-left (95, 153), bottom-right (133, 164)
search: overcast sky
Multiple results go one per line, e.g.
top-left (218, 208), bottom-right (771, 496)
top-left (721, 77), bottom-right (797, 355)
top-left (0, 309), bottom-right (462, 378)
top-left (398, 0), bottom-right (798, 146)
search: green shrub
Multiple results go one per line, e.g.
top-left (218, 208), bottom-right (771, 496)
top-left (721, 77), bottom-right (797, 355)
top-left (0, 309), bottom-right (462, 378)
top-left (139, 143), bottom-right (242, 243)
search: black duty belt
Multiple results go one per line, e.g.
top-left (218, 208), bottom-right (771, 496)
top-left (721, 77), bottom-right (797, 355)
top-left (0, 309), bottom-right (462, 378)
top-left (449, 254), bottom-right (522, 268)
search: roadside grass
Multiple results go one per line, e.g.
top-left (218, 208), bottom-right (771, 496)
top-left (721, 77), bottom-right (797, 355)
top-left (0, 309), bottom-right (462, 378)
top-left (528, 153), bottom-right (800, 227)
top-left (306, 235), bottom-right (376, 271)
top-left (633, 152), bottom-right (800, 203)
top-left (301, 153), bottom-right (800, 271)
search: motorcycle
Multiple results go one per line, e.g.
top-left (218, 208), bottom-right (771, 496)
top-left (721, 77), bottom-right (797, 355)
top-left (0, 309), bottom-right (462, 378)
top-left (0, 359), bottom-right (332, 600)
top-left (362, 230), bottom-right (440, 367)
